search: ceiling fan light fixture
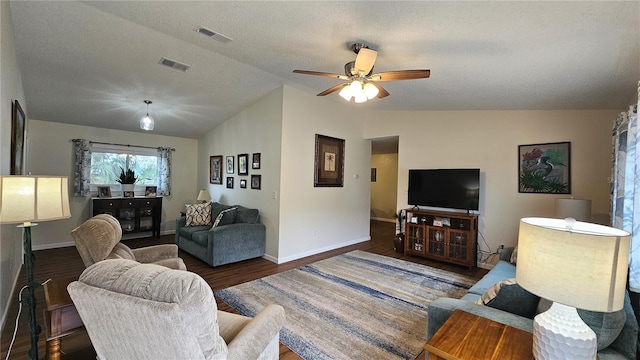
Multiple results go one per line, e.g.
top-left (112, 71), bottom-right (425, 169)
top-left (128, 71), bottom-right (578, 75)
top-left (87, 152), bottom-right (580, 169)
top-left (363, 82), bottom-right (379, 100)
top-left (140, 100), bottom-right (155, 131)
top-left (339, 85), bottom-right (353, 101)
top-left (349, 80), bottom-right (363, 93)
top-left (354, 93), bottom-right (368, 104)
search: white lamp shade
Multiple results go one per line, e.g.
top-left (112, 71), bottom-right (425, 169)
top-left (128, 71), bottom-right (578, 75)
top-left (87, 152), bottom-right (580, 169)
top-left (0, 176), bottom-right (71, 224)
top-left (555, 198), bottom-right (591, 222)
top-left (516, 217), bottom-right (630, 312)
top-left (140, 115), bottom-right (154, 131)
top-left (197, 189), bottom-right (211, 202)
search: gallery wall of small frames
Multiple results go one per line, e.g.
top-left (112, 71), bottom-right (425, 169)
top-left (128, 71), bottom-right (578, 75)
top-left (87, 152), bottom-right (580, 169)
top-left (212, 152), bottom-right (261, 190)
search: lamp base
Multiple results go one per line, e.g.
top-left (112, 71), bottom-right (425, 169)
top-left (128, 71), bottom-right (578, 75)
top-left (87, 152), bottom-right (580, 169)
top-left (533, 302), bottom-right (596, 360)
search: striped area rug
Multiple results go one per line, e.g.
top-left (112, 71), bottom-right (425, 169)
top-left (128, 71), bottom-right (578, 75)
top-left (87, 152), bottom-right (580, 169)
top-left (215, 250), bottom-right (477, 360)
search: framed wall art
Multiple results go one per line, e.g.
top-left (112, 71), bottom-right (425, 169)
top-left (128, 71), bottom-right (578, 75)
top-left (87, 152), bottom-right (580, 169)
top-left (226, 156), bottom-right (234, 174)
top-left (238, 153), bottom-right (249, 175)
top-left (210, 155), bottom-right (223, 184)
top-left (314, 134), bottom-right (345, 187)
top-left (10, 100), bottom-right (26, 175)
top-left (252, 153), bottom-right (261, 169)
top-left (240, 179), bottom-right (247, 188)
top-left (518, 141), bottom-right (571, 194)
top-left (227, 176), bottom-right (234, 189)
top-left (251, 174), bottom-right (261, 190)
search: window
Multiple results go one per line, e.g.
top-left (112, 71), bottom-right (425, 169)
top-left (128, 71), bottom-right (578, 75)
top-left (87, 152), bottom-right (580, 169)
top-left (89, 144), bottom-right (159, 192)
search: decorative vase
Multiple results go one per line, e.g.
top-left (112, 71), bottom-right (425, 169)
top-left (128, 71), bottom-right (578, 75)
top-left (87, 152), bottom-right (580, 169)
top-left (122, 184), bottom-right (134, 197)
top-left (394, 233), bottom-right (405, 254)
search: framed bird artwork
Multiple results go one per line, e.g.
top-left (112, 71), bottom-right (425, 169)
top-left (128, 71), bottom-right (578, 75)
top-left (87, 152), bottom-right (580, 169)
top-left (518, 142), bottom-right (571, 194)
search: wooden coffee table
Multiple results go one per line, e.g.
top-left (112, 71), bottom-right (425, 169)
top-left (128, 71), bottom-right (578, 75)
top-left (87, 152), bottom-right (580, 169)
top-left (424, 309), bottom-right (533, 360)
top-left (43, 276), bottom-right (85, 360)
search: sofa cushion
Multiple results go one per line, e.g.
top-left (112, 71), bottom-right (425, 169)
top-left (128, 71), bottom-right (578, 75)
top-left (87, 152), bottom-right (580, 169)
top-left (510, 246), bottom-right (518, 264)
top-left (213, 207), bottom-right (237, 228)
top-left (191, 231), bottom-right (210, 247)
top-left (234, 206), bottom-right (260, 224)
top-left (211, 202), bottom-right (234, 221)
top-left (476, 278), bottom-right (539, 318)
top-left (185, 203), bottom-right (212, 226)
top-left (467, 260), bottom-right (516, 296)
top-left (178, 225), bottom-right (211, 241)
top-left (537, 298), bottom-right (627, 350)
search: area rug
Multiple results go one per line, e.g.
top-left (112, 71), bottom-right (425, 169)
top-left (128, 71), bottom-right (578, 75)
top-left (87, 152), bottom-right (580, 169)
top-left (215, 250), bottom-right (477, 360)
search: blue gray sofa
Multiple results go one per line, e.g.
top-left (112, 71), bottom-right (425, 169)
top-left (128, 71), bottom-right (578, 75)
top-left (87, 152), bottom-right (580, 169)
top-left (427, 247), bottom-right (639, 360)
top-left (175, 202), bottom-right (266, 267)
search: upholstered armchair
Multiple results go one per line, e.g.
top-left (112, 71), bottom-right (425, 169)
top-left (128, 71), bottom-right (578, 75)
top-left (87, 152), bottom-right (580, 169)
top-left (68, 259), bottom-right (286, 360)
top-left (71, 214), bottom-right (186, 270)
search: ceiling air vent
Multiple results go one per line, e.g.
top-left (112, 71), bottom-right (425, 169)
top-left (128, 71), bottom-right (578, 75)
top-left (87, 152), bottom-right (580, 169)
top-left (196, 26), bottom-right (233, 44)
top-left (158, 57), bottom-right (190, 72)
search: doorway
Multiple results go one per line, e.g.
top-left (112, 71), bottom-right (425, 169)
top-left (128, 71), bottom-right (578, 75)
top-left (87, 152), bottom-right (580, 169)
top-left (370, 136), bottom-right (399, 224)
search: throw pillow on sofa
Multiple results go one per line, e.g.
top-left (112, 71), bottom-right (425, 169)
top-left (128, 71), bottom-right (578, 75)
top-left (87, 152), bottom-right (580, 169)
top-left (212, 207), bottom-right (237, 228)
top-left (537, 298), bottom-right (626, 350)
top-left (476, 278), bottom-right (539, 318)
top-left (186, 203), bottom-right (212, 226)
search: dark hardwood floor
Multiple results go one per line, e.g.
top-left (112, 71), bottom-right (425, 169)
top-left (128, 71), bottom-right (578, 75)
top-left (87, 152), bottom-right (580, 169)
top-left (1, 220), bottom-right (486, 360)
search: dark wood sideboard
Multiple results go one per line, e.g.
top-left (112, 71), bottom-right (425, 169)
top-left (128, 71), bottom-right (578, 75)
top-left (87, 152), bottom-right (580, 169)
top-left (92, 197), bottom-right (162, 238)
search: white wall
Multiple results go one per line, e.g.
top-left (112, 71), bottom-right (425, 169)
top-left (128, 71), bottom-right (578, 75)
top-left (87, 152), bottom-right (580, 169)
top-left (371, 153), bottom-right (399, 221)
top-left (26, 120), bottom-right (199, 249)
top-left (1, 0), bottom-right (28, 329)
top-left (197, 87), bottom-right (284, 259)
top-left (278, 86), bottom-right (371, 262)
top-left (364, 110), bottom-right (617, 265)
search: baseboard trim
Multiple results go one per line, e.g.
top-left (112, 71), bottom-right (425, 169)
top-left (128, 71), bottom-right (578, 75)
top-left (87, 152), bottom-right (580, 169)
top-left (32, 230), bottom-right (177, 251)
top-left (272, 236), bottom-right (371, 264)
top-left (0, 267), bottom-right (22, 337)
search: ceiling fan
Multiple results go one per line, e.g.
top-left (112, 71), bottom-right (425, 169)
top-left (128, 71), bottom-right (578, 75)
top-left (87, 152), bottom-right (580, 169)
top-left (293, 43), bottom-right (430, 103)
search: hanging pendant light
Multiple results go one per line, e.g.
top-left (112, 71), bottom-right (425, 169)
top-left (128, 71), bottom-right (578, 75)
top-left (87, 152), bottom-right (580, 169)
top-left (140, 100), bottom-right (154, 131)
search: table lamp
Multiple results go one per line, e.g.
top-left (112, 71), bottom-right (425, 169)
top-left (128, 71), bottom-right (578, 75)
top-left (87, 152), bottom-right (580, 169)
top-left (555, 197), bottom-right (591, 222)
top-left (0, 176), bottom-right (71, 360)
top-left (197, 189), bottom-right (211, 203)
top-left (516, 217), bottom-right (630, 360)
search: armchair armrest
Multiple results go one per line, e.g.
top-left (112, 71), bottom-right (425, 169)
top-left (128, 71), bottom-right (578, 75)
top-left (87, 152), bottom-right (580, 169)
top-left (132, 244), bottom-right (179, 263)
top-left (224, 304), bottom-right (286, 360)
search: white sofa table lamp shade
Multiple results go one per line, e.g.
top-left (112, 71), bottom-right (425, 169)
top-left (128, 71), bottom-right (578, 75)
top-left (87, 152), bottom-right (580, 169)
top-left (555, 198), bottom-right (592, 222)
top-left (515, 217), bottom-right (630, 360)
top-left (197, 189), bottom-right (211, 203)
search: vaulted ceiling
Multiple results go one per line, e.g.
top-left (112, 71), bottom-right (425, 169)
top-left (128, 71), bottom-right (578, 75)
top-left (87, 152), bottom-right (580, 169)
top-left (9, 1), bottom-right (639, 139)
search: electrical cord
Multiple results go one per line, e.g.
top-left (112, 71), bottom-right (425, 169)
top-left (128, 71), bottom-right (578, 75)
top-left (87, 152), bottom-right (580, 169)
top-left (3, 278), bottom-right (51, 360)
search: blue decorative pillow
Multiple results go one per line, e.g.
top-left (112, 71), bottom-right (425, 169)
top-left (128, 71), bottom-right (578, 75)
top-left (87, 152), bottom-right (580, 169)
top-left (476, 278), bottom-right (540, 319)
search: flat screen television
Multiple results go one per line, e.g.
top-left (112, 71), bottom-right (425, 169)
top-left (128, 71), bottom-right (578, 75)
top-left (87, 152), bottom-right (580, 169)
top-left (408, 169), bottom-right (480, 211)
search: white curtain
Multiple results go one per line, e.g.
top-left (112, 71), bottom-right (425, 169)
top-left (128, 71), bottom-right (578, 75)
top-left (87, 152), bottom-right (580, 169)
top-left (612, 81), bottom-right (640, 291)
top-left (157, 147), bottom-right (172, 196)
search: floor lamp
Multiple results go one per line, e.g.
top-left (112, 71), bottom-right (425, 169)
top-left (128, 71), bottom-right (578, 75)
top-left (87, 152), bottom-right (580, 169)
top-left (516, 217), bottom-right (630, 359)
top-left (0, 176), bottom-right (71, 360)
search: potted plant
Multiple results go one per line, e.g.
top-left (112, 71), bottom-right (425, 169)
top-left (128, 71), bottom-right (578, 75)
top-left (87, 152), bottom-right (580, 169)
top-left (393, 209), bottom-right (405, 254)
top-left (116, 167), bottom-right (137, 197)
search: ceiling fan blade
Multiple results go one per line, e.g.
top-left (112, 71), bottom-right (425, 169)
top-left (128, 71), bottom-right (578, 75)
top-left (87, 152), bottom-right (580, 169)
top-left (317, 83), bottom-right (347, 96)
top-left (372, 82), bottom-right (390, 98)
top-left (353, 48), bottom-right (377, 75)
top-left (369, 70), bottom-right (430, 81)
top-left (293, 70), bottom-right (346, 79)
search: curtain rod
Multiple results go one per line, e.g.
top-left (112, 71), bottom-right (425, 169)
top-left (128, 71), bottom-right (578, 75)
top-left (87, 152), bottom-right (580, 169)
top-left (89, 141), bottom-right (175, 151)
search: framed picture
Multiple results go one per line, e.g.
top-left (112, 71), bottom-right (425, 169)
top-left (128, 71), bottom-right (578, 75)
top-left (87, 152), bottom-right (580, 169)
top-left (371, 168), bottom-right (377, 182)
top-left (314, 134), bottom-right (345, 187)
top-left (123, 191), bottom-right (134, 198)
top-left (145, 186), bottom-right (157, 197)
top-left (227, 176), bottom-right (234, 189)
top-left (98, 186), bottom-right (112, 198)
top-left (238, 153), bottom-right (249, 175)
top-left (210, 155), bottom-right (223, 184)
top-left (518, 141), bottom-right (571, 194)
top-left (226, 156), bottom-right (234, 174)
top-left (10, 100), bottom-right (26, 175)
top-left (251, 174), bottom-right (261, 190)
top-left (240, 179), bottom-right (247, 188)
top-left (252, 153), bottom-right (261, 169)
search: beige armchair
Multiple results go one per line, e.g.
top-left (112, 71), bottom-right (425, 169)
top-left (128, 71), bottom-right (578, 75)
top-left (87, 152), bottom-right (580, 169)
top-left (71, 214), bottom-right (186, 270)
top-left (68, 259), bottom-right (286, 360)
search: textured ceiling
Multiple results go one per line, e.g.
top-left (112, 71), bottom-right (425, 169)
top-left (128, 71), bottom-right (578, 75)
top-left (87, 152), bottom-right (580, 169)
top-left (9, 1), bottom-right (640, 139)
